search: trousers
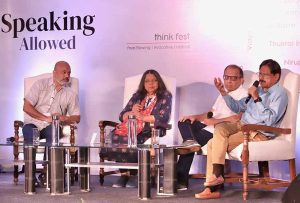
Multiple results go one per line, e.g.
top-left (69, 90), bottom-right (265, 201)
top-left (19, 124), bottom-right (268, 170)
top-left (177, 121), bottom-right (213, 186)
top-left (206, 121), bottom-right (268, 180)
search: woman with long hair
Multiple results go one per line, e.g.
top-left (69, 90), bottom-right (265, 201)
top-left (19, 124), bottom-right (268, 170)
top-left (108, 69), bottom-right (172, 188)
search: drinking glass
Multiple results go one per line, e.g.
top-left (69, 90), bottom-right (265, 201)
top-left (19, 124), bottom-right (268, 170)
top-left (105, 129), bottom-right (113, 145)
top-left (151, 129), bottom-right (160, 148)
top-left (32, 128), bottom-right (40, 145)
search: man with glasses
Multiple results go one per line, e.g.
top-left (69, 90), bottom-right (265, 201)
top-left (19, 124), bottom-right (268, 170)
top-left (195, 59), bottom-right (288, 199)
top-left (176, 65), bottom-right (247, 190)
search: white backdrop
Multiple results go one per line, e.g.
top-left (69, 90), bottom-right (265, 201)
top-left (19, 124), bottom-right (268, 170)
top-left (0, 0), bottom-right (299, 175)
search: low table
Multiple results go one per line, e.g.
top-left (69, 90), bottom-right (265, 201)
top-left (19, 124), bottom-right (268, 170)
top-left (0, 142), bottom-right (177, 199)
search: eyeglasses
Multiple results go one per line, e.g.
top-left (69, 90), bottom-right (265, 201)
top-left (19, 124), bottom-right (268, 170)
top-left (257, 72), bottom-right (274, 78)
top-left (223, 75), bottom-right (241, 81)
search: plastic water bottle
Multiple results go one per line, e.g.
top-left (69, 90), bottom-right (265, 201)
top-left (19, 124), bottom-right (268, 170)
top-left (127, 115), bottom-right (137, 148)
top-left (51, 115), bottom-right (60, 146)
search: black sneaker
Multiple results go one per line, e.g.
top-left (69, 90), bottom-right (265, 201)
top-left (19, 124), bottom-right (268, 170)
top-left (176, 140), bottom-right (201, 155)
top-left (112, 176), bottom-right (128, 188)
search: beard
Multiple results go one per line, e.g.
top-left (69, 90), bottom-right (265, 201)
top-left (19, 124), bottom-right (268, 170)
top-left (56, 78), bottom-right (71, 86)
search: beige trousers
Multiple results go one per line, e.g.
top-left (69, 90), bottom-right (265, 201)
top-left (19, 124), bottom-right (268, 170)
top-left (205, 121), bottom-right (267, 180)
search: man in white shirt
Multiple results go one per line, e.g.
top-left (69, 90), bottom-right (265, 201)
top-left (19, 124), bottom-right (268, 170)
top-left (22, 61), bottom-right (80, 186)
top-left (176, 65), bottom-right (247, 190)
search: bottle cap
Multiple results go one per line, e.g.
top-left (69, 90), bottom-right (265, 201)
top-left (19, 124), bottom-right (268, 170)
top-left (128, 114), bottom-right (136, 119)
top-left (52, 115), bottom-right (59, 120)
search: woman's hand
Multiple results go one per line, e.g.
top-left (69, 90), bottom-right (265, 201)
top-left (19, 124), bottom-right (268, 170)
top-left (132, 103), bottom-right (142, 113)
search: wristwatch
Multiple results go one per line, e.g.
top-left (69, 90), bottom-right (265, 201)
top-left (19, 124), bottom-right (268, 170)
top-left (254, 97), bottom-right (262, 103)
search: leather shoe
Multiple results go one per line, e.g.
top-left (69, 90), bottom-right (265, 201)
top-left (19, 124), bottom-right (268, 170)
top-left (195, 188), bottom-right (221, 199)
top-left (204, 175), bottom-right (224, 187)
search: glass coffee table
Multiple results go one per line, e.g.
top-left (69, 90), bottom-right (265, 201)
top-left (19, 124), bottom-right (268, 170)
top-left (0, 142), bottom-right (177, 199)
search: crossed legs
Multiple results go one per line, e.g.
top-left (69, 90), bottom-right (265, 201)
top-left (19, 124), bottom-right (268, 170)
top-left (196, 121), bottom-right (244, 199)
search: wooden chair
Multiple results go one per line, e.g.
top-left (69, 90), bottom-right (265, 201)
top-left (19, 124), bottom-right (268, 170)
top-left (98, 73), bottom-right (176, 185)
top-left (13, 73), bottom-right (79, 185)
top-left (234, 69), bottom-right (299, 200)
top-left (200, 69), bottom-right (298, 200)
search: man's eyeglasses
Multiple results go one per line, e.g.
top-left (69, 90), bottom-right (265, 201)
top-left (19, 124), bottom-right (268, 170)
top-left (257, 72), bottom-right (274, 78)
top-left (223, 75), bottom-right (241, 81)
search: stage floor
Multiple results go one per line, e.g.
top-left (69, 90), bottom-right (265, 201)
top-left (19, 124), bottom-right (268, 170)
top-left (0, 172), bottom-right (284, 203)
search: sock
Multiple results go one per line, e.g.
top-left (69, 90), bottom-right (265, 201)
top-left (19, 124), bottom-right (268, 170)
top-left (213, 164), bottom-right (224, 178)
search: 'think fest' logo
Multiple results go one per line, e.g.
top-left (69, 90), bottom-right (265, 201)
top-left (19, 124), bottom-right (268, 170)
top-left (1, 11), bottom-right (95, 50)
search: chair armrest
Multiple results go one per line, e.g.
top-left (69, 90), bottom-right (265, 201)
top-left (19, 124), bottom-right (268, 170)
top-left (149, 123), bottom-right (172, 137)
top-left (99, 120), bottom-right (118, 128)
top-left (98, 120), bottom-right (119, 144)
top-left (241, 124), bottom-right (291, 135)
top-left (14, 120), bottom-right (24, 128)
top-left (149, 123), bottom-right (172, 130)
top-left (241, 124), bottom-right (291, 165)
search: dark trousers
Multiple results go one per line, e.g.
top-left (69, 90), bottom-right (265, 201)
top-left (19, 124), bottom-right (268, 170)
top-left (177, 121), bottom-right (213, 186)
top-left (23, 124), bottom-right (53, 145)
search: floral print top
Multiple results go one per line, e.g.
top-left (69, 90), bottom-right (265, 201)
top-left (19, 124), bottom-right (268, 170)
top-left (119, 91), bottom-right (172, 131)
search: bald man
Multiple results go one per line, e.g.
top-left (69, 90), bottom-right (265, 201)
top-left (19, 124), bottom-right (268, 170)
top-left (22, 61), bottom-right (80, 186)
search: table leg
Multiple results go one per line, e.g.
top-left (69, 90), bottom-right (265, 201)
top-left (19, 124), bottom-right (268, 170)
top-left (162, 148), bottom-right (177, 195)
top-left (24, 146), bottom-right (36, 195)
top-left (138, 149), bottom-right (151, 200)
top-left (80, 147), bottom-right (90, 192)
top-left (49, 147), bottom-right (65, 195)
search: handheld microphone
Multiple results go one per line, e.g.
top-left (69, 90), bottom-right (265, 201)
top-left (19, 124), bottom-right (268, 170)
top-left (207, 111), bottom-right (213, 119)
top-left (245, 80), bottom-right (259, 104)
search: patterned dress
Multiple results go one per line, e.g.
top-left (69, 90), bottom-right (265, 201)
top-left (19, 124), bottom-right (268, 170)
top-left (101, 91), bottom-right (172, 173)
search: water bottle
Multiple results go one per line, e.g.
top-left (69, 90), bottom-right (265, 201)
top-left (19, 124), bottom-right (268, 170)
top-left (127, 114), bottom-right (137, 148)
top-left (51, 115), bottom-right (60, 146)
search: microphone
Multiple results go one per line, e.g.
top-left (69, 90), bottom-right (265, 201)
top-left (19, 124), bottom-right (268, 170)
top-left (207, 111), bottom-right (213, 119)
top-left (245, 80), bottom-right (259, 104)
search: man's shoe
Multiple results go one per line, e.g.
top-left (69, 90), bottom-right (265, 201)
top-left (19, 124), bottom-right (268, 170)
top-left (195, 188), bottom-right (221, 199)
top-left (176, 140), bottom-right (201, 155)
top-left (125, 176), bottom-right (137, 188)
top-left (177, 183), bottom-right (188, 191)
top-left (204, 175), bottom-right (224, 187)
top-left (112, 176), bottom-right (128, 188)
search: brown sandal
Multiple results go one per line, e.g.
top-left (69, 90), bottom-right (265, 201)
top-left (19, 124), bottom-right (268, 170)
top-left (195, 188), bottom-right (221, 199)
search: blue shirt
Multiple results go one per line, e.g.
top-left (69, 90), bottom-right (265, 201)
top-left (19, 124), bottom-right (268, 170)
top-left (223, 83), bottom-right (288, 127)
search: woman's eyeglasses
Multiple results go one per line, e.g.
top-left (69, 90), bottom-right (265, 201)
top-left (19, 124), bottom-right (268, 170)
top-left (223, 75), bottom-right (241, 81)
top-left (145, 79), bottom-right (158, 84)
